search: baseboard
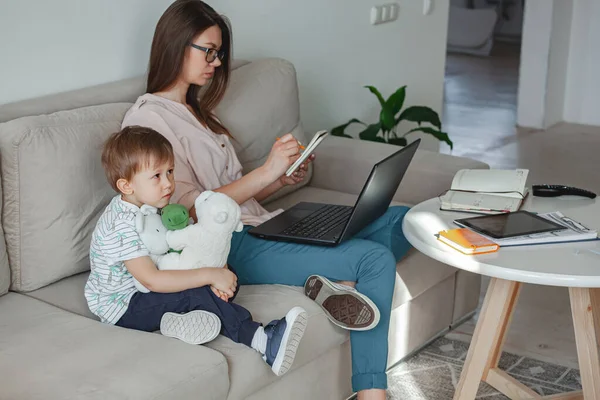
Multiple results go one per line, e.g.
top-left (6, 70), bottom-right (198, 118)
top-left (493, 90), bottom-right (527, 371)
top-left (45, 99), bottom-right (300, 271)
top-left (450, 310), bottom-right (477, 331)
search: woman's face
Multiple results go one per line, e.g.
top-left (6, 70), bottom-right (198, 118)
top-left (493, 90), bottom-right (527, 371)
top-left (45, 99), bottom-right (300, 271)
top-left (182, 25), bottom-right (223, 87)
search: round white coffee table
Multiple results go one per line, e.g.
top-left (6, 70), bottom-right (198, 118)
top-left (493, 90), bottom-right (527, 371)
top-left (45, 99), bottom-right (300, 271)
top-left (402, 195), bottom-right (600, 400)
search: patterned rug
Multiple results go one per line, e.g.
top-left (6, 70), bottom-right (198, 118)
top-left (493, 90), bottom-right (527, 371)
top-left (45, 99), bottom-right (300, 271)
top-left (387, 337), bottom-right (582, 399)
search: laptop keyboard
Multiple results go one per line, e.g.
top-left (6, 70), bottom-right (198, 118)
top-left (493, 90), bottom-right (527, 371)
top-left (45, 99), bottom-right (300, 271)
top-left (281, 204), bottom-right (353, 239)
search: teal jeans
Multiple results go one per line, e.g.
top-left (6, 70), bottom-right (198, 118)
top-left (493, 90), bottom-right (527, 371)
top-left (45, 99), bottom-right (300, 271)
top-left (227, 206), bottom-right (412, 392)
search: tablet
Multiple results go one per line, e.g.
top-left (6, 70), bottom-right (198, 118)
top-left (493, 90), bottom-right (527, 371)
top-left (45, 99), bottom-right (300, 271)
top-left (453, 210), bottom-right (567, 239)
top-left (285, 130), bottom-right (328, 177)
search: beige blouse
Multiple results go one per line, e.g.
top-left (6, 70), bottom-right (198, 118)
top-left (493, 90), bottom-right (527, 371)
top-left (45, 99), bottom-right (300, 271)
top-left (122, 93), bottom-right (282, 226)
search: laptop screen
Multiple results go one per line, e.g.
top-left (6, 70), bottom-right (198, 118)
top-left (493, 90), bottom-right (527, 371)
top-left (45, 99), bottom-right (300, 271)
top-left (340, 139), bottom-right (420, 241)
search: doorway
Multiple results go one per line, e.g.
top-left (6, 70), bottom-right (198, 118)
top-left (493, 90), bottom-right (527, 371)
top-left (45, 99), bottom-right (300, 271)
top-left (441, 0), bottom-right (525, 169)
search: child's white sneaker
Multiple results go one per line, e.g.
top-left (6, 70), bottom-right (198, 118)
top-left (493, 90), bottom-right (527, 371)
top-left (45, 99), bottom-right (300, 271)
top-left (160, 310), bottom-right (221, 345)
top-left (263, 306), bottom-right (308, 376)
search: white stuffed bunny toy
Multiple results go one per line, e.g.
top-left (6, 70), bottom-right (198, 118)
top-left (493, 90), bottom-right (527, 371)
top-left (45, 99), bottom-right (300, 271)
top-left (164, 190), bottom-right (244, 270)
top-left (132, 205), bottom-right (170, 293)
top-left (131, 191), bottom-right (243, 293)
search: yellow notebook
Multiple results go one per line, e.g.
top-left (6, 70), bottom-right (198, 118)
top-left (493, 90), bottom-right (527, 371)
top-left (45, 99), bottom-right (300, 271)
top-left (437, 228), bottom-right (500, 255)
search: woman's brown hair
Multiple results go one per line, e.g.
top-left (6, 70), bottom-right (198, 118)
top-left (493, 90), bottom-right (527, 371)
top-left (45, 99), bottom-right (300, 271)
top-left (147, 0), bottom-right (232, 136)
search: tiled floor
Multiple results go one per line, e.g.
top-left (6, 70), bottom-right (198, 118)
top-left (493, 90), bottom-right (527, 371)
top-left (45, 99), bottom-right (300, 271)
top-left (439, 43), bottom-right (600, 370)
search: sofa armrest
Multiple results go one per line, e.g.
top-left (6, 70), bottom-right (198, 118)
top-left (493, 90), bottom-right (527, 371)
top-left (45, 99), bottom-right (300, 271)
top-left (310, 136), bottom-right (489, 205)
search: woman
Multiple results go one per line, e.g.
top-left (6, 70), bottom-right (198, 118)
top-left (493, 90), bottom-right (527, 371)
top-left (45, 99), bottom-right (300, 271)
top-left (122, 1), bottom-right (412, 398)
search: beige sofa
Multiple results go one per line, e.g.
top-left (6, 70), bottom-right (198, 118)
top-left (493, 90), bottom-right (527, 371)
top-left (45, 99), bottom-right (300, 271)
top-left (0, 58), bottom-right (487, 399)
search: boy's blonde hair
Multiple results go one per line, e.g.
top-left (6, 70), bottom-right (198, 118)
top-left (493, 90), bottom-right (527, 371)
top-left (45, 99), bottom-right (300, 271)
top-left (102, 126), bottom-right (174, 193)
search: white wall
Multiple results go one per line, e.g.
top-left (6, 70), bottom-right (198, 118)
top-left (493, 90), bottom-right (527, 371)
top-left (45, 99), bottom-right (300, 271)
top-left (563, 0), bottom-right (600, 126)
top-left (1, 0), bottom-right (451, 151)
top-left (0, 0), bottom-right (173, 105)
top-left (544, 0), bottom-right (573, 128)
top-left (211, 0), bottom-right (450, 151)
top-left (518, 0), bottom-right (600, 129)
top-left (516, 0), bottom-right (553, 128)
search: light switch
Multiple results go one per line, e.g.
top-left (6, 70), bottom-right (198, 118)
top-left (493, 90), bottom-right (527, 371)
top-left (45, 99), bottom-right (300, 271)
top-left (390, 3), bottom-right (399, 20)
top-left (381, 4), bottom-right (389, 21)
top-left (370, 6), bottom-right (382, 25)
top-left (371, 3), bottom-right (399, 25)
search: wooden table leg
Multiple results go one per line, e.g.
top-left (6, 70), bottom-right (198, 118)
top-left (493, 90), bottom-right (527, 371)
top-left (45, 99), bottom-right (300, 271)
top-left (453, 280), bottom-right (598, 400)
top-left (590, 288), bottom-right (600, 347)
top-left (569, 287), bottom-right (600, 399)
top-left (453, 278), bottom-right (522, 400)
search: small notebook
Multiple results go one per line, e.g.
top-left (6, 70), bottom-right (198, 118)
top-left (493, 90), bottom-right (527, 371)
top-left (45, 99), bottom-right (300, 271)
top-left (285, 130), bottom-right (328, 177)
top-left (437, 228), bottom-right (500, 255)
top-left (440, 169), bottom-right (529, 214)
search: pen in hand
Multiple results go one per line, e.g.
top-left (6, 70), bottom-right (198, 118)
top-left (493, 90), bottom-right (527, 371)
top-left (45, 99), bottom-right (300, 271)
top-left (276, 136), bottom-right (305, 150)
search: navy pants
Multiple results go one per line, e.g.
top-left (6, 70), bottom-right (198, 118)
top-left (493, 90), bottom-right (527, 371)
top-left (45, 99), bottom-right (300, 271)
top-left (116, 268), bottom-right (260, 347)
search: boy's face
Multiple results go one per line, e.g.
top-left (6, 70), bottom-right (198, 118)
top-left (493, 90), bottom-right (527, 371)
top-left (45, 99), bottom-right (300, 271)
top-left (119, 159), bottom-right (175, 209)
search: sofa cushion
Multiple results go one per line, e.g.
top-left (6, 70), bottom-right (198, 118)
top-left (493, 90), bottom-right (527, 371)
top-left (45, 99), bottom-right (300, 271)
top-left (26, 272), bottom-right (97, 320)
top-left (0, 246), bottom-right (8, 297)
top-left (215, 58), bottom-right (312, 204)
top-left (0, 103), bottom-right (130, 292)
top-left (26, 273), bottom-right (349, 400)
top-left (205, 284), bottom-right (348, 400)
top-left (0, 168), bottom-right (10, 297)
top-left (0, 293), bottom-right (229, 400)
top-left (265, 186), bottom-right (458, 307)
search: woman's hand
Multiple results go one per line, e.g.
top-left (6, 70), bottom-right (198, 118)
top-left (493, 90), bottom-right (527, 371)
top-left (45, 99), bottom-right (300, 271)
top-left (279, 153), bottom-right (316, 186)
top-left (262, 133), bottom-right (300, 182)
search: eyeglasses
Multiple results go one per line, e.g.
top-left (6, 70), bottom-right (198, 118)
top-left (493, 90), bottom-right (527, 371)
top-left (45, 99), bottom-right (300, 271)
top-left (189, 44), bottom-right (225, 63)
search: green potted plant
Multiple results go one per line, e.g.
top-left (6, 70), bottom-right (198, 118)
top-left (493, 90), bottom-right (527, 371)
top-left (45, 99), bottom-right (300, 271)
top-left (331, 85), bottom-right (453, 149)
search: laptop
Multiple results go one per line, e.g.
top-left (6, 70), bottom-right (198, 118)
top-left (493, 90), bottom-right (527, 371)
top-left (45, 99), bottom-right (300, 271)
top-left (249, 138), bottom-right (420, 246)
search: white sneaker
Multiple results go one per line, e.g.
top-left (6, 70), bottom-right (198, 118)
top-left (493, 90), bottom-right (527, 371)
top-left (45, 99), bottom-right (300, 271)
top-left (263, 306), bottom-right (308, 376)
top-left (304, 275), bottom-right (380, 331)
top-left (160, 310), bottom-right (221, 345)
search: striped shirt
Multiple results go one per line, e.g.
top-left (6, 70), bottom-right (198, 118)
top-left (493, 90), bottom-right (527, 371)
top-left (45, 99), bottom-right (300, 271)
top-left (84, 195), bottom-right (149, 324)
